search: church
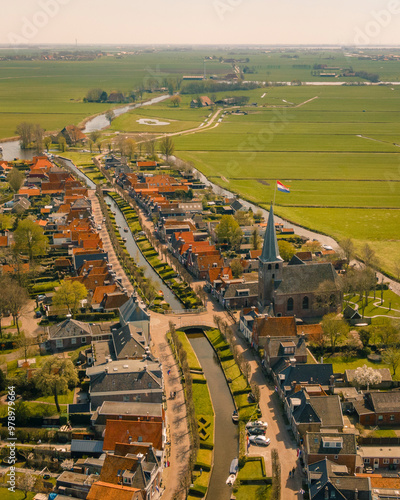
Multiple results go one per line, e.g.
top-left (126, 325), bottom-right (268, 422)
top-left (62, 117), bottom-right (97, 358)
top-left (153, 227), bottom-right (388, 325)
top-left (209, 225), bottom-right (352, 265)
top-left (258, 206), bottom-right (342, 319)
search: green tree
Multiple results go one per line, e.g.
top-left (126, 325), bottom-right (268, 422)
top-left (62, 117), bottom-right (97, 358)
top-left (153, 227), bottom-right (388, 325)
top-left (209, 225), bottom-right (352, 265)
top-left (159, 135), bottom-right (175, 162)
top-left (89, 130), bottom-right (101, 143)
top-left (251, 228), bottom-right (261, 250)
top-left (8, 167), bottom-right (25, 193)
top-left (339, 237), bottom-right (354, 265)
top-left (382, 348), bottom-right (400, 376)
top-left (230, 258), bottom-right (244, 278)
top-left (0, 368), bottom-right (6, 391)
top-left (43, 136), bottom-right (52, 152)
top-left (58, 136), bottom-right (67, 152)
top-left (278, 240), bottom-right (296, 261)
top-left (105, 110), bottom-right (114, 123)
top-left (321, 313), bottom-right (349, 354)
top-left (215, 215), bottom-right (242, 248)
top-left (34, 357), bottom-right (78, 413)
top-left (359, 328), bottom-right (371, 348)
top-left (13, 218), bottom-right (48, 261)
top-left (53, 280), bottom-right (88, 314)
top-left (170, 95), bottom-right (181, 107)
top-left (0, 214), bottom-right (14, 231)
top-left (15, 122), bottom-right (34, 149)
top-left (4, 278), bottom-right (29, 335)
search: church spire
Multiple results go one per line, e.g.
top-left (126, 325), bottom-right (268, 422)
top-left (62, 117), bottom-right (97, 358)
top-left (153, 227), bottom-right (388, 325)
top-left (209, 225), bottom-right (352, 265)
top-left (260, 204), bottom-right (282, 263)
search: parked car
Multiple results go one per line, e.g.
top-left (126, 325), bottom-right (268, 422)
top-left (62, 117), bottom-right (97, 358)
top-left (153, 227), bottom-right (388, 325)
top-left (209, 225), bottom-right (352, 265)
top-left (322, 244), bottom-right (333, 251)
top-left (35, 311), bottom-right (42, 318)
top-left (247, 427), bottom-right (266, 436)
top-left (37, 295), bottom-right (46, 301)
top-left (246, 420), bottom-right (268, 430)
top-left (249, 435), bottom-right (271, 446)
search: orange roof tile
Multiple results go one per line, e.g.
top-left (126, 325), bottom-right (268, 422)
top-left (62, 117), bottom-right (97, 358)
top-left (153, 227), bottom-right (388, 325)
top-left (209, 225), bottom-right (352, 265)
top-left (18, 188), bottom-right (40, 197)
top-left (256, 316), bottom-right (298, 338)
top-left (103, 420), bottom-right (163, 451)
top-left (92, 285), bottom-right (118, 305)
top-left (87, 481), bottom-right (142, 500)
top-left (0, 236), bottom-right (9, 247)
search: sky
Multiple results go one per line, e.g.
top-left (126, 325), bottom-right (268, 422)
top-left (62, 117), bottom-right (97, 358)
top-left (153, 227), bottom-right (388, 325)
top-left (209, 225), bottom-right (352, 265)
top-left (2, 0), bottom-right (400, 46)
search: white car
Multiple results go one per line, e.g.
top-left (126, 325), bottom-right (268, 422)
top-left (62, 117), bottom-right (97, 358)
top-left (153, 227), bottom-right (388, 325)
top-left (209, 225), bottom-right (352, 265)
top-left (322, 244), bottom-right (333, 251)
top-left (246, 420), bottom-right (268, 430)
top-left (249, 435), bottom-right (271, 446)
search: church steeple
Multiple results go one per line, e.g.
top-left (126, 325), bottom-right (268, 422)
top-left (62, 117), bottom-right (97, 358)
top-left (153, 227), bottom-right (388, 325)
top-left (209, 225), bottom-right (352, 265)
top-left (260, 204), bottom-right (282, 263)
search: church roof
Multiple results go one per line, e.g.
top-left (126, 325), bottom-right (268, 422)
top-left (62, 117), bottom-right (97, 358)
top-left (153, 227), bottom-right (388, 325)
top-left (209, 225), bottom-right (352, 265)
top-left (260, 205), bottom-right (282, 263)
top-left (275, 263), bottom-right (338, 295)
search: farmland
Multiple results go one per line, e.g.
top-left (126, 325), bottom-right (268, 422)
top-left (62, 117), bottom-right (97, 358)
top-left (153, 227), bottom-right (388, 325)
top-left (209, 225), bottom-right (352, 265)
top-left (173, 85), bottom-right (400, 277)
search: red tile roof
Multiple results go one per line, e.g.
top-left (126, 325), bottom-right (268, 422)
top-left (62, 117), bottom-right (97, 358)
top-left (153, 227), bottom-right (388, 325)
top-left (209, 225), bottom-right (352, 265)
top-left (92, 285), bottom-right (118, 305)
top-left (103, 420), bottom-right (163, 451)
top-left (87, 481), bottom-right (142, 500)
top-left (255, 316), bottom-right (297, 338)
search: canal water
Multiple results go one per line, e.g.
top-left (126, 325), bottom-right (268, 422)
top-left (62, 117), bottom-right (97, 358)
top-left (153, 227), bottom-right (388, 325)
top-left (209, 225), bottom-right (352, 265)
top-left (188, 329), bottom-right (238, 500)
top-left (57, 157), bottom-right (183, 310)
top-left (105, 195), bottom-right (183, 310)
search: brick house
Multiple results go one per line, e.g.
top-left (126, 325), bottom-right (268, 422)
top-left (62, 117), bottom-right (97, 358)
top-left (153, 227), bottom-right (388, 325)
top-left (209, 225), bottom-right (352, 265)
top-left (46, 318), bottom-right (111, 352)
top-left (304, 432), bottom-right (361, 475)
top-left (358, 445), bottom-right (400, 471)
top-left (353, 391), bottom-right (400, 426)
top-left (263, 335), bottom-right (307, 372)
top-left (87, 359), bottom-right (163, 410)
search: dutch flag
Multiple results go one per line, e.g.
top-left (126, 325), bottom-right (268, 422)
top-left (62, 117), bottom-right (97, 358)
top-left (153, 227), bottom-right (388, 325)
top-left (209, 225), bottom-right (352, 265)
top-left (277, 180), bottom-right (290, 193)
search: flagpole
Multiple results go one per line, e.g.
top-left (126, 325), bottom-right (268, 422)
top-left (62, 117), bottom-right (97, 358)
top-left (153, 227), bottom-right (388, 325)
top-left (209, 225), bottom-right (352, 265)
top-left (273, 180), bottom-right (277, 208)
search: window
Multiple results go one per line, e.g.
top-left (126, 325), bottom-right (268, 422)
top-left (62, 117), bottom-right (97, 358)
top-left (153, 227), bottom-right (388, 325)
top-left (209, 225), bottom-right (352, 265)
top-left (56, 339), bottom-right (63, 348)
top-left (148, 382), bottom-right (152, 388)
top-left (268, 264), bottom-right (272, 270)
top-left (275, 263), bottom-right (279, 269)
top-left (394, 459), bottom-right (399, 464)
top-left (378, 415), bottom-right (383, 421)
top-left (123, 396), bottom-right (130, 402)
top-left (364, 458), bottom-right (370, 464)
top-left (71, 337), bottom-right (77, 345)
top-left (81, 337), bottom-right (86, 344)
top-left (383, 459), bottom-right (390, 464)
top-left (334, 455), bottom-right (338, 460)
top-left (302, 296), bottom-right (309, 310)
top-left (390, 415), bottom-right (395, 421)
top-left (287, 298), bottom-right (294, 312)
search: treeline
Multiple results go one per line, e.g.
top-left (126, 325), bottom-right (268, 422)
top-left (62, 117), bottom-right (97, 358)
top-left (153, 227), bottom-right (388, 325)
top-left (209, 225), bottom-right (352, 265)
top-left (354, 71), bottom-right (380, 83)
top-left (181, 80), bottom-right (262, 94)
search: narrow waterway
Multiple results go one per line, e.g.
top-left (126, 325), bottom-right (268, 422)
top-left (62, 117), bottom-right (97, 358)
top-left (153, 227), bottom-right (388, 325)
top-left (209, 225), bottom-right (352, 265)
top-left (188, 330), bottom-right (238, 500)
top-left (105, 195), bottom-right (183, 310)
top-left (57, 157), bottom-right (183, 309)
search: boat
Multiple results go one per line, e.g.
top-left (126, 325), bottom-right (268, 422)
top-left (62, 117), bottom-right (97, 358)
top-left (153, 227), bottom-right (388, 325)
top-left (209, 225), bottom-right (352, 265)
top-left (226, 474), bottom-right (236, 486)
top-left (124, 227), bottom-right (128, 232)
top-left (230, 458), bottom-right (239, 475)
top-left (231, 410), bottom-right (239, 424)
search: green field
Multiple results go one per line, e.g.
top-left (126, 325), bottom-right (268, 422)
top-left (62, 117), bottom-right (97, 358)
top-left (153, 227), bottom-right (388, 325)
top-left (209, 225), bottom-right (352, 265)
top-left (173, 85), bottom-right (400, 277)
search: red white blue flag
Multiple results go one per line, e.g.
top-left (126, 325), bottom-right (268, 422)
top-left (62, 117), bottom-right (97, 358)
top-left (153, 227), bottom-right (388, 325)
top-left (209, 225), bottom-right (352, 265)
top-left (277, 180), bottom-right (290, 193)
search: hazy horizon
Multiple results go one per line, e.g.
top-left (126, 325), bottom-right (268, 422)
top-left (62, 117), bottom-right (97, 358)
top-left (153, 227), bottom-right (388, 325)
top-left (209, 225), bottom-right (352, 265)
top-left (2, 0), bottom-right (400, 47)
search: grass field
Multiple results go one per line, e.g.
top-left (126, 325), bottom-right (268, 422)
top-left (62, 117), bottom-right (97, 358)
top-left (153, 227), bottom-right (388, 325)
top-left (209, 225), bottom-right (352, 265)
top-left (174, 85), bottom-right (400, 277)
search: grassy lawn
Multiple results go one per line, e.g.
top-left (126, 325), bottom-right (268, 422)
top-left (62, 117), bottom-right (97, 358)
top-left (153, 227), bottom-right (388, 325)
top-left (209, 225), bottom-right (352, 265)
top-left (235, 484), bottom-right (272, 500)
top-left (237, 458), bottom-right (266, 480)
top-left (325, 355), bottom-right (397, 380)
top-left (0, 489), bottom-right (35, 500)
top-left (176, 331), bottom-right (202, 372)
top-left (34, 388), bottom-right (74, 405)
top-left (368, 429), bottom-right (397, 438)
top-left (344, 290), bottom-right (400, 319)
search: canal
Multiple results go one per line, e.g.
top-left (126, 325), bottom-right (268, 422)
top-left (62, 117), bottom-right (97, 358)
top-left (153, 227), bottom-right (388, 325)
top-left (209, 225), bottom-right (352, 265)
top-left (59, 157), bottom-right (183, 310)
top-left (187, 329), bottom-right (238, 500)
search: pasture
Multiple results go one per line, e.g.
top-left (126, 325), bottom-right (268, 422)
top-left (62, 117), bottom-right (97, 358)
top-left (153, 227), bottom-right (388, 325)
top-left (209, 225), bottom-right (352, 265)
top-left (174, 85), bottom-right (400, 277)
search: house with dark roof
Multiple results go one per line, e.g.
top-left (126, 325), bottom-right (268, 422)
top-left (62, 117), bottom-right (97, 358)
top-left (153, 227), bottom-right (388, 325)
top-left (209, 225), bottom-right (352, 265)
top-left (274, 362), bottom-right (335, 399)
top-left (258, 205), bottom-right (341, 318)
top-left (264, 335), bottom-right (307, 372)
top-left (304, 432), bottom-right (361, 475)
top-left (119, 295), bottom-right (150, 341)
top-left (286, 389), bottom-right (344, 442)
top-left (354, 391), bottom-right (400, 426)
top-left (87, 359), bottom-right (163, 409)
top-left (46, 318), bottom-right (111, 352)
top-left (222, 280), bottom-right (259, 309)
top-left (307, 458), bottom-right (370, 500)
top-left (112, 323), bottom-right (150, 360)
